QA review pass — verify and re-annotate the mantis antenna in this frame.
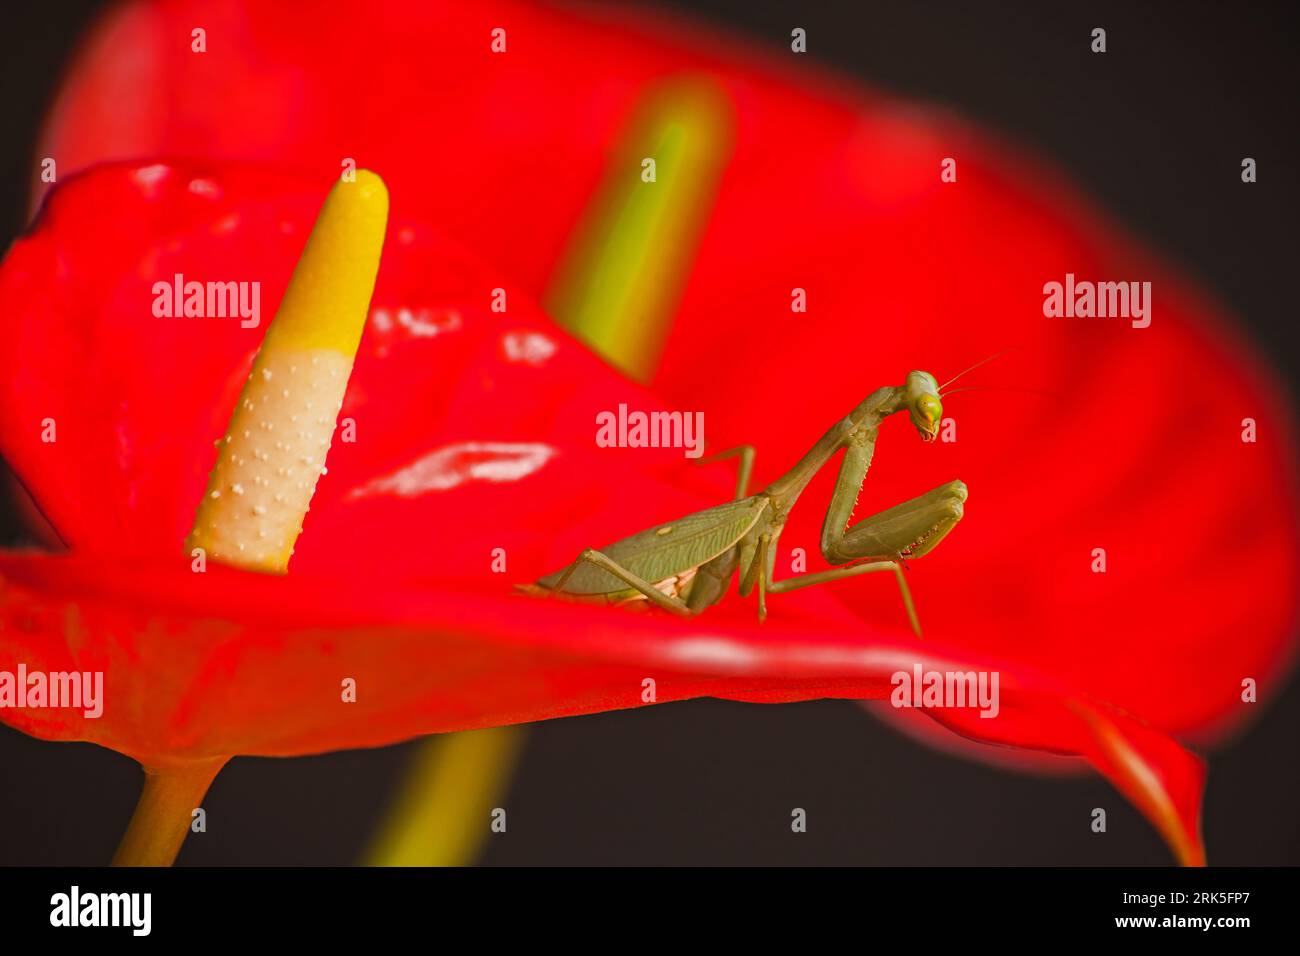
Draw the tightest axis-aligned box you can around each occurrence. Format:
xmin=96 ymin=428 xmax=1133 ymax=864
xmin=939 ymin=347 xmax=1017 ymax=393
xmin=942 ymin=385 xmax=1061 ymax=400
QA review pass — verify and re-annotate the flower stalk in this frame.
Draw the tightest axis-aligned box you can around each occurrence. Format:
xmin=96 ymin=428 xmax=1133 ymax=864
xmin=111 ymin=758 xmax=229 ymax=866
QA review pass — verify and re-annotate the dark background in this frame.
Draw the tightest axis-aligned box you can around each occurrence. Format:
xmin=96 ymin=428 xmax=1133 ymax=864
xmin=1 ymin=1 xmax=1297 ymax=865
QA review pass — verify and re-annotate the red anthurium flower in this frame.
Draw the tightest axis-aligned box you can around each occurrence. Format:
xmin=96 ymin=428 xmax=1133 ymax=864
xmin=34 ymin=0 xmax=1300 ymax=714
xmin=0 ymin=159 xmax=1225 ymax=867
xmin=10 ymin=0 xmax=1300 ymax=864
xmin=0 ymin=154 xmax=1261 ymax=869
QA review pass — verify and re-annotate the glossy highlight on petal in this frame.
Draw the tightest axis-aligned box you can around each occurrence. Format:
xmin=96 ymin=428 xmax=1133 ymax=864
xmin=348 ymin=442 xmax=559 ymax=498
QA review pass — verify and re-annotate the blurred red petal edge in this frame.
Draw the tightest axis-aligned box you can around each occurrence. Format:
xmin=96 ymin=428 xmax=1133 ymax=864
xmin=854 ymin=699 xmax=1206 ymax=866
xmin=0 ymin=550 xmax=1204 ymax=863
xmin=1068 ymin=699 xmax=1206 ymax=867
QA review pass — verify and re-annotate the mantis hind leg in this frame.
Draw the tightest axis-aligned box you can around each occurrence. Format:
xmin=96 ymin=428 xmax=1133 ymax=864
xmin=736 ymin=526 xmax=919 ymax=634
xmin=697 ymin=445 xmax=755 ymax=500
xmin=548 ymin=549 xmax=696 ymax=617
xmin=767 ymin=559 xmax=921 ymax=637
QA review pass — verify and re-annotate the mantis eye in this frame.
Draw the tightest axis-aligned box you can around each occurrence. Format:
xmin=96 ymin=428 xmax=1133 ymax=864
xmin=917 ymin=394 xmax=942 ymax=423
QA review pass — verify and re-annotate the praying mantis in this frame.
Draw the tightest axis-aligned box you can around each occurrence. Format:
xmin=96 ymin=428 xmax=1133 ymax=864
xmin=521 ymin=368 xmax=976 ymax=637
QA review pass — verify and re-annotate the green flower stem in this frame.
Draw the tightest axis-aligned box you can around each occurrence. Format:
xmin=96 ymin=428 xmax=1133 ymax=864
xmin=111 ymin=757 xmax=229 ymax=867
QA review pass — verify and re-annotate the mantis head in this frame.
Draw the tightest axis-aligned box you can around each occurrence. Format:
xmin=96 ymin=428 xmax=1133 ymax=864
xmin=904 ymin=370 xmax=943 ymax=441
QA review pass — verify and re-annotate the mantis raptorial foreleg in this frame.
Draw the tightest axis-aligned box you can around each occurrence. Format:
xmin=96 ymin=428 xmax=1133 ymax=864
xmin=819 ymin=432 xmax=966 ymax=567
xmin=697 ymin=445 xmax=756 ymax=500
xmin=825 ymin=482 xmax=968 ymax=568
xmin=752 ymin=428 xmax=963 ymax=636
xmin=548 ymin=549 xmax=695 ymax=616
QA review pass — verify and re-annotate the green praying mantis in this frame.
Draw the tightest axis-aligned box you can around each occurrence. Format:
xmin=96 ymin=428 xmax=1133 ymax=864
xmin=521 ymin=365 xmax=989 ymax=637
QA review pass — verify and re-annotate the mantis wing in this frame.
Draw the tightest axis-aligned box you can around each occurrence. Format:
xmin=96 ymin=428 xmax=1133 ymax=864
xmin=539 ymin=496 xmax=769 ymax=595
